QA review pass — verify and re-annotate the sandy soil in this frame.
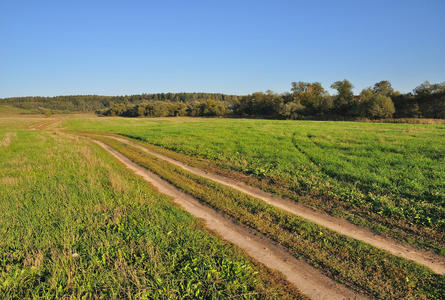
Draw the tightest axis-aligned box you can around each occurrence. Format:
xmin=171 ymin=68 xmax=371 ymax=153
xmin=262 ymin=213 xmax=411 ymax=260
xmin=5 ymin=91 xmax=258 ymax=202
xmin=89 ymin=137 xmax=370 ymax=300
xmin=108 ymin=136 xmax=445 ymax=275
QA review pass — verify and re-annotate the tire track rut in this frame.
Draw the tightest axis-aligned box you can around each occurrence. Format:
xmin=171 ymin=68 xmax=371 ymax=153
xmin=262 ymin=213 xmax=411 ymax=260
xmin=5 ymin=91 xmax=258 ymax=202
xmin=89 ymin=137 xmax=370 ymax=300
xmin=108 ymin=135 xmax=445 ymax=275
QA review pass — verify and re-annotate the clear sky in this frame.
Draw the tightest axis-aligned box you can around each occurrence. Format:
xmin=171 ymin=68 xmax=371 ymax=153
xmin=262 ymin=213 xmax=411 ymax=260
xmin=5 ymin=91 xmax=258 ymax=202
xmin=1 ymin=0 xmax=444 ymax=98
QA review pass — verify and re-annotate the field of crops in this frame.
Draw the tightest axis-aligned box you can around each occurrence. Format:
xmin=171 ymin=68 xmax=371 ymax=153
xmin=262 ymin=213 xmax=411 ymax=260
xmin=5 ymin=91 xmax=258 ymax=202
xmin=0 ymin=113 xmax=303 ymax=299
xmin=66 ymin=117 xmax=445 ymax=254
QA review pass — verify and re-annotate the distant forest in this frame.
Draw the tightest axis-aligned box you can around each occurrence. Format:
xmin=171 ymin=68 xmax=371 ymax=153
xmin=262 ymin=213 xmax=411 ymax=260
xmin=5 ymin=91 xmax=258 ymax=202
xmin=1 ymin=80 xmax=444 ymax=120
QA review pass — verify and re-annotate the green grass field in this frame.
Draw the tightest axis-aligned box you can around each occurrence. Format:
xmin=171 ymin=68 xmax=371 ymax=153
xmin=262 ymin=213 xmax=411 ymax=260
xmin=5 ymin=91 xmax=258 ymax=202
xmin=0 ymin=113 xmax=304 ymax=299
xmin=0 ymin=105 xmax=33 ymax=116
xmin=3 ymin=108 xmax=445 ymax=299
xmin=65 ymin=117 xmax=445 ymax=254
xmin=90 ymin=134 xmax=445 ymax=299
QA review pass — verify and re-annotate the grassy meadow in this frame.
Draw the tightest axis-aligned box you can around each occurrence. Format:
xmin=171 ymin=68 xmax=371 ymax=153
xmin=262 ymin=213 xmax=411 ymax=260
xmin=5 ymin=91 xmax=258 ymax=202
xmin=0 ymin=112 xmax=304 ymax=299
xmin=2 ymin=107 xmax=445 ymax=299
xmin=65 ymin=117 xmax=445 ymax=254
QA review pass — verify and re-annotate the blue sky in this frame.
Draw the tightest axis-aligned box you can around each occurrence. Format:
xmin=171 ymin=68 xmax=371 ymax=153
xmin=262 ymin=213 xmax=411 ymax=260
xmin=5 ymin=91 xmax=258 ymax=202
xmin=1 ymin=0 xmax=444 ymax=97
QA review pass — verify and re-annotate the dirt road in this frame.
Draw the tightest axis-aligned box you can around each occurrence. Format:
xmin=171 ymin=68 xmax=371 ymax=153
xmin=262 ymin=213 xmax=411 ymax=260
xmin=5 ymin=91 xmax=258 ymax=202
xmin=108 ymin=135 xmax=445 ymax=275
xmin=28 ymin=119 xmax=59 ymax=130
xmin=89 ymin=137 xmax=370 ymax=300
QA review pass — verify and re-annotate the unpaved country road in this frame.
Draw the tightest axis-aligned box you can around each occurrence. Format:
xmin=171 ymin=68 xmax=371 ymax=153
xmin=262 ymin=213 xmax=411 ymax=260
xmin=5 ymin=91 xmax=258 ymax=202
xmin=108 ymin=135 xmax=445 ymax=275
xmin=89 ymin=137 xmax=370 ymax=300
xmin=28 ymin=119 xmax=59 ymax=130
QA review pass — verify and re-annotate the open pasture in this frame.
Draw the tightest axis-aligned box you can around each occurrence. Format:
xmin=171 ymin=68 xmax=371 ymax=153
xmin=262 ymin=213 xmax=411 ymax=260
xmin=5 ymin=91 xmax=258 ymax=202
xmin=3 ymin=109 xmax=444 ymax=299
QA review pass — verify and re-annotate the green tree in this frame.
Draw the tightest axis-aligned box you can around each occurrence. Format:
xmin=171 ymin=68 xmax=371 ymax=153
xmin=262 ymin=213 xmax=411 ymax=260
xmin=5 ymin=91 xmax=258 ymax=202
xmin=211 ymin=101 xmax=232 ymax=116
xmin=172 ymin=102 xmax=188 ymax=116
xmin=279 ymin=101 xmax=304 ymax=119
xmin=330 ymin=79 xmax=356 ymax=116
xmin=187 ymin=101 xmax=203 ymax=116
xmin=359 ymin=89 xmax=395 ymax=119
xmin=108 ymin=103 xmax=126 ymax=116
xmin=291 ymin=81 xmax=329 ymax=115
xmin=145 ymin=101 xmax=169 ymax=117
xmin=137 ymin=106 xmax=146 ymax=117
xmin=357 ymin=88 xmax=374 ymax=117
xmin=368 ymin=94 xmax=395 ymax=118
xmin=235 ymin=91 xmax=283 ymax=116
xmin=413 ymin=81 xmax=445 ymax=96
xmin=413 ymin=81 xmax=445 ymax=118
xmin=373 ymin=80 xmax=394 ymax=97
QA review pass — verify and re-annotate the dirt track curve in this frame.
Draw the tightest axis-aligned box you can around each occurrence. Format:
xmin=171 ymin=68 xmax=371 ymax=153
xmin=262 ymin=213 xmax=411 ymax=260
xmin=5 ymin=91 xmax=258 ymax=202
xmin=28 ymin=119 xmax=59 ymax=130
xmin=107 ymin=135 xmax=445 ymax=275
xmin=27 ymin=120 xmax=444 ymax=298
xmin=90 ymin=137 xmax=369 ymax=300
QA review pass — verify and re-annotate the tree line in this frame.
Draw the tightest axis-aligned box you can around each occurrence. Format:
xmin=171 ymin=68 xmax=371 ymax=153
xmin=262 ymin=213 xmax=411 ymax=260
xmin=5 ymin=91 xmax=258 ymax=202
xmin=234 ymin=80 xmax=444 ymax=120
xmin=0 ymin=93 xmax=239 ymax=115
xmin=1 ymin=80 xmax=444 ymax=119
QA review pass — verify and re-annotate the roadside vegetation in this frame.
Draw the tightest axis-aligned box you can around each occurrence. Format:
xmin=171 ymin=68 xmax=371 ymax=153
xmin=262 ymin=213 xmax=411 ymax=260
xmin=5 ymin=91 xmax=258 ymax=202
xmin=83 ymin=134 xmax=445 ymax=299
xmin=0 ymin=117 xmax=305 ymax=299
